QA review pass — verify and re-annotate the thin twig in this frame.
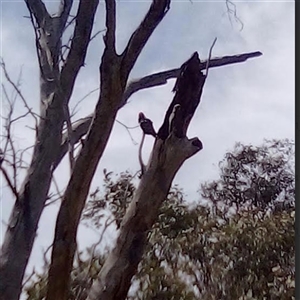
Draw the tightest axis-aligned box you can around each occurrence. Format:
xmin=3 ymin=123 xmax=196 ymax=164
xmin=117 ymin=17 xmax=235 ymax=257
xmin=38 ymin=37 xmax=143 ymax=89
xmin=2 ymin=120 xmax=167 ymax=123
xmin=75 ymin=217 xmax=115 ymax=300
xmin=45 ymin=195 xmax=63 ymax=207
xmin=90 ymin=29 xmax=106 ymax=42
xmin=45 ymin=175 xmax=64 ymax=207
xmin=205 ymin=37 xmax=217 ymax=77
xmin=43 ymin=243 xmax=53 ymax=266
xmin=52 ymin=174 xmax=63 ymax=200
xmin=71 ymin=87 xmax=100 ymax=116
xmin=2 ymin=98 xmax=18 ymax=191
xmin=10 ymin=111 xmax=32 ymax=124
xmin=12 ymin=66 xmax=24 ymax=104
xmin=115 ymin=119 xmax=139 ymax=145
xmin=225 ymin=0 xmax=244 ymax=31
xmin=0 ymin=164 xmax=19 ymax=200
xmin=22 ymin=268 xmax=36 ymax=288
xmin=0 ymin=59 xmax=39 ymax=124
xmin=18 ymin=145 xmax=34 ymax=168
xmin=63 ymin=15 xmax=77 ymax=33
xmin=61 ymin=37 xmax=73 ymax=64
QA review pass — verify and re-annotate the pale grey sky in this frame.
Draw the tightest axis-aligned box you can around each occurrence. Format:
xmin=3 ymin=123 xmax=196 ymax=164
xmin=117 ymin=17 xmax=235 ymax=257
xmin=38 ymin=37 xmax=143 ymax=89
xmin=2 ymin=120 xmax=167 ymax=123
xmin=0 ymin=0 xmax=295 ymax=291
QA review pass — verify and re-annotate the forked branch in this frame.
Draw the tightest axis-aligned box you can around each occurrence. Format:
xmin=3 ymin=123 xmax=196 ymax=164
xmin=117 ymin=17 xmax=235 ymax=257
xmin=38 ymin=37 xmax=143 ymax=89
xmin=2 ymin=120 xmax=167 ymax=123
xmin=120 ymin=0 xmax=171 ymax=83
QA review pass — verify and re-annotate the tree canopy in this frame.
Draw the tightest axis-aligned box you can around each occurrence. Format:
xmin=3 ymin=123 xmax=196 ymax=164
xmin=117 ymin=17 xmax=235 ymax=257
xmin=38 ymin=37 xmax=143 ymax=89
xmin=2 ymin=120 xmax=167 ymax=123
xmin=25 ymin=139 xmax=295 ymax=300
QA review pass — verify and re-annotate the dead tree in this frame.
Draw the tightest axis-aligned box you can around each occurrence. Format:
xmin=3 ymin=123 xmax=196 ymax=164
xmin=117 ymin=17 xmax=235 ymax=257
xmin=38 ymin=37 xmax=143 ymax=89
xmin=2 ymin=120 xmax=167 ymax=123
xmin=0 ymin=1 xmax=262 ymax=300
xmin=86 ymin=51 xmax=205 ymax=300
xmin=45 ymin=1 xmax=173 ymax=300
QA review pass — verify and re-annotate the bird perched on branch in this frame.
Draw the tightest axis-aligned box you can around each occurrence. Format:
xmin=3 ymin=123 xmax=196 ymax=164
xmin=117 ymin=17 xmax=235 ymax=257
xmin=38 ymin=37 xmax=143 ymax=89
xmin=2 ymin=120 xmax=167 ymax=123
xmin=138 ymin=112 xmax=156 ymax=138
xmin=138 ymin=112 xmax=156 ymax=178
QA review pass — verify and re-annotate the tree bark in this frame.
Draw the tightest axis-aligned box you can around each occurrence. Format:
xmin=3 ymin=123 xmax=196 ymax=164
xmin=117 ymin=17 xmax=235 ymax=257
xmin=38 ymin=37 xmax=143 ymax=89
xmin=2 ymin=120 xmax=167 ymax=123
xmin=0 ymin=1 xmax=97 ymax=299
xmin=0 ymin=0 xmax=262 ymax=298
xmin=46 ymin=1 xmax=171 ymax=300
xmin=88 ymin=52 xmax=205 ymax=300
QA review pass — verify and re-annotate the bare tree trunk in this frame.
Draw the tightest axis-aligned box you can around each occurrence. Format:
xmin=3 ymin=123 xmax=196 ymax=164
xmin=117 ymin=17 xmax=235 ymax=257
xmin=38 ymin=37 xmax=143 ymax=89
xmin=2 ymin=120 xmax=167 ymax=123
xmin=46 ymin=1 xmax=172 ymax=300
xmin=0 ymin=1 xmax=98 ymax=299
xmin=87 ymin=52 xmax=205 ymax=300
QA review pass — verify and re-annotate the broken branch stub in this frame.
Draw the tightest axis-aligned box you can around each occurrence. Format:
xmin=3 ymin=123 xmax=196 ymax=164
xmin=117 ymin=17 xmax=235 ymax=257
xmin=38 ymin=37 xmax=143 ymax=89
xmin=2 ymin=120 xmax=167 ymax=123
xmin=157 ymin=52 xmax=206 ymax=140
xmin=145 ymin=51 xmax=205 ymax=176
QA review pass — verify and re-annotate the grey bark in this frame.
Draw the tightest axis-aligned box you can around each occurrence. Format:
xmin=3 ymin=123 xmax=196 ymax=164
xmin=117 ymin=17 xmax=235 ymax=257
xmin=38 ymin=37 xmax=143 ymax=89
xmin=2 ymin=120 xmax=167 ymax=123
xmin=0 ymin=1 xmax=97 ymax=300
xmin=122 ymin=50 xmax=262 ymax=106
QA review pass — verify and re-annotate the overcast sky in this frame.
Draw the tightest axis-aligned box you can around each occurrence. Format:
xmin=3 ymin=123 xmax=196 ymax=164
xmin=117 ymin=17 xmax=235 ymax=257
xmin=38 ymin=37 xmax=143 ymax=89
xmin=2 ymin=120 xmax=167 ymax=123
xmin=0 ymin=0 xmax=294 ymax=291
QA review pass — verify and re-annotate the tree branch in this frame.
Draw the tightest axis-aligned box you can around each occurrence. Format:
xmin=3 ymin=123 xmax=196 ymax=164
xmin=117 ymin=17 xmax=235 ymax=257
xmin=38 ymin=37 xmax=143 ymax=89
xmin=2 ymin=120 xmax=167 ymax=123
xmin=0 ymin=59 xmax=39 ymax=125
xmin=115 ymin=120 xmax=139 ymax=145
xmin=138 ymin=133 xmax=146 ymax=176
xmin=122 ymin=50 xmax=262 ymax=105
xmin=205 ymin=37 xmax=217 ymax=77
xmin=120 ymin=0 xmax=171 ymax=84
xmin=57 ymin=50 xmax=262 ymax=159
xmin=0 ymin=165 xmax=19 ymax=201
xmin=60 ymin=0 xmax=99 ymax=103
xmin=24 ymin=0 xmax=50 ymax=26
xmin=103 ymin=0 xmax=116 ymax=52
xmin=88 ymin=51 xmax=204 ymax=300
xmin=51 ymin=50 xmax=262 ymax=170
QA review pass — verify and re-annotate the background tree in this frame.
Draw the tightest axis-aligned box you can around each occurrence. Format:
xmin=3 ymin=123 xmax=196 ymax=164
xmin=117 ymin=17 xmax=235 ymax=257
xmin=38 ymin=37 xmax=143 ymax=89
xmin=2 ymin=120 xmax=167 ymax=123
xmin=201 ymin=138 xmax=295 ymax=212
xmin=24 ymin=139 xmax=295 ymax=300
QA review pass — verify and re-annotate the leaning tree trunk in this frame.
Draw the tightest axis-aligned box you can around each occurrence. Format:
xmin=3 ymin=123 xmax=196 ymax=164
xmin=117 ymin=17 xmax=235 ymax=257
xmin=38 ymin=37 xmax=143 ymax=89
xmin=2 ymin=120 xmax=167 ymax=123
xmin=88 ymin=53 xmax=205 ymax=300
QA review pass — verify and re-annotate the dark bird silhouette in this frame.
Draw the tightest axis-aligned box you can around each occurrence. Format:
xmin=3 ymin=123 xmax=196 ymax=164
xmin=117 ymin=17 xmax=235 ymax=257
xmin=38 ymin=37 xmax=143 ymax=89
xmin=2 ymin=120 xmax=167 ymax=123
xmin=138 ymin=112 xmax=156 ymax=138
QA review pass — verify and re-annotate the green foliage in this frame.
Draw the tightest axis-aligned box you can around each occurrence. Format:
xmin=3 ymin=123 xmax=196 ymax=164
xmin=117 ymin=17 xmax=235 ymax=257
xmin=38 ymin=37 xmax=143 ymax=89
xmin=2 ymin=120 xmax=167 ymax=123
xmin=24 ymin=139 xmax=295 ymax=300
xmin=201 ymin=139 xmax=295 ymax=211
xmin=83 ymin=169 xmax=135 ymax=229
